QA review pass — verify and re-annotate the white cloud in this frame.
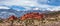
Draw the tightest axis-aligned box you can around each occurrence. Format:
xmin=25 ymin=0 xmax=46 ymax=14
xmin=0 ymin=0 xmax=37 ymax=6
xmin=0 ymin=0 xmax=60 ymax=11
xmin=14 ymin=9 xmax=21 ymax=11
xmin=33 ymin=8 xmax=39 ymax=10
xmin=51 ymin=6 xmax=60 ymax=11
xmin=0 ymin=6 xmax=10 ymax=9
xmin=41 ymin=6 xmax=60 ymax=11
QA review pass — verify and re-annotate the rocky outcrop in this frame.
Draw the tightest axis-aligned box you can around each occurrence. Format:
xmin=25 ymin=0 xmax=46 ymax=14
xmin=20 ymin=12 xmax=44 ymax=20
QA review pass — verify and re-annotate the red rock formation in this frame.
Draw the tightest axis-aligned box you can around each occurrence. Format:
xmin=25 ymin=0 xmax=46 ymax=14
xmin=8 ymin=15 xmax=17 ymax=21
xmin=20 ymin=12 xmax=44 ymax=20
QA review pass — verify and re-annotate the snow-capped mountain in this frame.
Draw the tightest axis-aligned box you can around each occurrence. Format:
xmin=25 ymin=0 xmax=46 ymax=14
xmin=0 ymin=5 xmax=57 ymax=19
xmin=0 ymin=9 xmax=19 ymax=19
xmin=0 ymin=8 xmax=49 ymax=19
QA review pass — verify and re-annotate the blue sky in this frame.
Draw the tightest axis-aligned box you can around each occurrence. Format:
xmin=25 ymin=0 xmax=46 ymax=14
xmin=48 ymin=0 xmax=60 ymax=6
xmin=0 ymin=0 xmax=60 ymax=18
xmin=0 ymin=0 xmax=60 ymax=11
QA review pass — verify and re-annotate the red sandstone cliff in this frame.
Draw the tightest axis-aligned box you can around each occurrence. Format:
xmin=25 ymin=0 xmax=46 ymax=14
xmin=8 ymin=15 xmax=18 ymax=21
xmin=20 ymin=12 xmax=44 ymax=20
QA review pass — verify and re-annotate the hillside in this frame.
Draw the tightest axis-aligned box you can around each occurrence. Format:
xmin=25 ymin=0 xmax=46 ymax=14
xmin=0 ymin=12 xmax=60 ymax=26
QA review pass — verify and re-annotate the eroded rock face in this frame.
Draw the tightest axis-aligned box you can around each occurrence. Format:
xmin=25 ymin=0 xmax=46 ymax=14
xmin=0 ymin=12 xmax=60 ymax=26
xmin=19 ymin=12 xmax=60 ymax=26
xmin=8 ymin=15 xmax=18 ymax=21
xmin=19 ymin=12 xmax=45 ymax=26
xmin=20 ymin=12 xmax=44 ymax=20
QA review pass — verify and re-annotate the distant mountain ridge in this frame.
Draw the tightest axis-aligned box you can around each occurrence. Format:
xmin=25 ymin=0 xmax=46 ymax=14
xmin=0 ymin=8 xmax=57 ymax=19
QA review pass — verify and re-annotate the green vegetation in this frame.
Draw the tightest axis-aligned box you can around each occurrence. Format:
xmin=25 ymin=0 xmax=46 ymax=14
xmin=0 ymin=19 xmax=3 ymax=23
xmin=48 ymin=11 xmax=60 ymax=15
